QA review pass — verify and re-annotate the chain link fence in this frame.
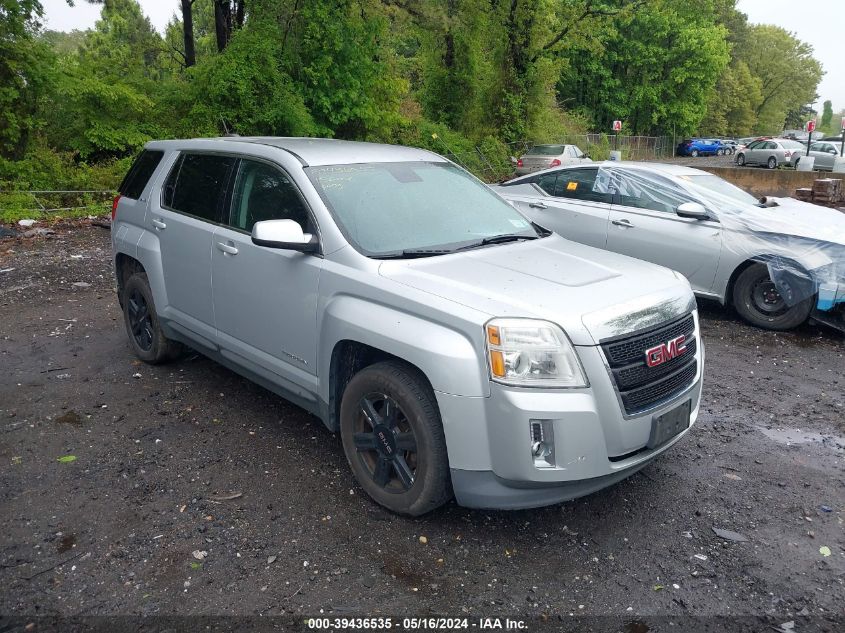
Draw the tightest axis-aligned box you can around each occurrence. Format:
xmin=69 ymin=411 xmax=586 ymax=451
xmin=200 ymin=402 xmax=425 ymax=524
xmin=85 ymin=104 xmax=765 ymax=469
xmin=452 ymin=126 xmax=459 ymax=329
xmin=0 ymin=188 xmax=114 ymax=222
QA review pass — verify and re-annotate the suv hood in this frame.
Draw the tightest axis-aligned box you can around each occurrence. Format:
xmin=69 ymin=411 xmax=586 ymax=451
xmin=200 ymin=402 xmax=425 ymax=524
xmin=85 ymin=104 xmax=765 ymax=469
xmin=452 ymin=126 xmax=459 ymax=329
xmin=378 ymin=234 xmax=695 ymax=346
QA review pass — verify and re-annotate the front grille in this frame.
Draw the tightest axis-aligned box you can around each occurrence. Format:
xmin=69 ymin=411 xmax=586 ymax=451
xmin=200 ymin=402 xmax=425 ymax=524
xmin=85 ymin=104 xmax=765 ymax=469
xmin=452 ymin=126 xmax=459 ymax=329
xmin=601 ymin=314 xmax=698 ymax=415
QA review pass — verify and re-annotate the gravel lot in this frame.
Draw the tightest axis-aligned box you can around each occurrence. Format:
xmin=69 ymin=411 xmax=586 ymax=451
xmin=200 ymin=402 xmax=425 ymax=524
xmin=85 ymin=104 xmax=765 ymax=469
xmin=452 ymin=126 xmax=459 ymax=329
xmin=1 ymin=223 xmax=844 ymax=630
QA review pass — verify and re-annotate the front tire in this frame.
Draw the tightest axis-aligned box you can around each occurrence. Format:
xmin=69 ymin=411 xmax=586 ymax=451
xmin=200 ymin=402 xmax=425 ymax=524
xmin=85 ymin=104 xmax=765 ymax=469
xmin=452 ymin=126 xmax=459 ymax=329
xmin=340 ymin=361 xmax=452 ymax=516
xmin=737 ymin=153 xmax=746 ymax=166
xmin=122 ymin=273 xmax=181 ymax=364
xmin=732 ymin=264 xmax=813 ymax=331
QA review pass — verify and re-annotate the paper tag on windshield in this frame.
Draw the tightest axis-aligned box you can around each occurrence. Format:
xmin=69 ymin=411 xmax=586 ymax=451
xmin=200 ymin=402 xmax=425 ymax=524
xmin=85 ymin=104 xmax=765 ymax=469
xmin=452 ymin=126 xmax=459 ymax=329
xmin=509 ymin=219 xmax=529 ymax=228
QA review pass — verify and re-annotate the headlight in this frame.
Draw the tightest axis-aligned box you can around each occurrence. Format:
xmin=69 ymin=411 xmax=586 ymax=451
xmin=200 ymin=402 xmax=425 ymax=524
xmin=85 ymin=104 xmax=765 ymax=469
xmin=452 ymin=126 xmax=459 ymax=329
xmin=485 ymin=318 xmax=587 ymax=388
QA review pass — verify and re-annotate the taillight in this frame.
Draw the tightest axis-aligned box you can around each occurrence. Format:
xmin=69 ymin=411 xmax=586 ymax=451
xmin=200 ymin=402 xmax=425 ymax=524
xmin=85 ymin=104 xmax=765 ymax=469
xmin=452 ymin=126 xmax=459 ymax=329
xmin=517 ymin=158 xmax=523 ymax=167
xmin=784 ymin=151 xmax=792 ymax=158
xmin=111 ymin=195 xmax=121 ymax=221
xmin=550 ymin=159 xmax=561 ymax=167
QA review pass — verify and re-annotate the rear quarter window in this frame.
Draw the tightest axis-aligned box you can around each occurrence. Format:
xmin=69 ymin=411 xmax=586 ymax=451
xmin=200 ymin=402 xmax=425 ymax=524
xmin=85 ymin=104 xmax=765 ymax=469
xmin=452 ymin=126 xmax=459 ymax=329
xmin=118 ymin=150 xmax=164 ymax=200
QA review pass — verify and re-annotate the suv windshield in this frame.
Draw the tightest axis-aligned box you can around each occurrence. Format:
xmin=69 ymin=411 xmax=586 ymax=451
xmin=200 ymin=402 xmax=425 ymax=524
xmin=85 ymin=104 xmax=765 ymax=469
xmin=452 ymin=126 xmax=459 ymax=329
xmin=307 ymin=162 xmax=538 ymax=257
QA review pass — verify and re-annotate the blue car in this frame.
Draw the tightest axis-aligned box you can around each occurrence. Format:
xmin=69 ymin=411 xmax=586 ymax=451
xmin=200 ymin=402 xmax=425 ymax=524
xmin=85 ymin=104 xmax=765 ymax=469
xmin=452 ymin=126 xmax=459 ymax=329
xmin=677 ymin=138 xmax=724 ymax=157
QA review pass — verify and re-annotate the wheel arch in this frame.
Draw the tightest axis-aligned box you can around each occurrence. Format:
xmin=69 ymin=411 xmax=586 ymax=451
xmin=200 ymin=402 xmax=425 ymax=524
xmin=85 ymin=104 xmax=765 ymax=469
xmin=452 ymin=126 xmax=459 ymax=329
xmin=725 ymin=256 xmax=816 ymax=307
xmin=114 ymin=253 xmax=147 ymax=307
xmin=327 ymin=340 xmax=434 ymax=433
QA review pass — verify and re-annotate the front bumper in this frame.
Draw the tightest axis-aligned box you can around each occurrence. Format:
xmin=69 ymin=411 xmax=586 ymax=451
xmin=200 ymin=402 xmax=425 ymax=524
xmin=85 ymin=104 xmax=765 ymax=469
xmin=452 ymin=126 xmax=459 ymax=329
xmin=436 ymin=325 xmax=703 ymax=510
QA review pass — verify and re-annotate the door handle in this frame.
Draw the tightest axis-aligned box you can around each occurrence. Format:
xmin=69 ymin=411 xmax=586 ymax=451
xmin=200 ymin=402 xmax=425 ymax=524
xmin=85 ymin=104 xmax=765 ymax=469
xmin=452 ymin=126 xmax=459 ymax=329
xmin=529 ymin=201 xmax=549 ymax=209
xmin=151 ymin=218 xmax=166 ymax=230
xmin=215 ymin=242 xmax=239 ymax=256
xmin=612 ymin=218 xmax=634 ymax=228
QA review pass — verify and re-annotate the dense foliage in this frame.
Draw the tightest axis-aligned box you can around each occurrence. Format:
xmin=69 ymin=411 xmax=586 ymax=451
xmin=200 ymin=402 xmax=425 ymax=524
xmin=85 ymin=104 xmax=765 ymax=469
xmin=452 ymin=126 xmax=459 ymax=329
xmin=0 ymin=0 xmax=832 ymax=196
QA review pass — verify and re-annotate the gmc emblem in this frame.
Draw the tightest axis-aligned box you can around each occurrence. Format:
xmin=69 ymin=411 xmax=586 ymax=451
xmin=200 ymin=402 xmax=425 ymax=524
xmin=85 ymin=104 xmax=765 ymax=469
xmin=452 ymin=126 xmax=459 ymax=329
xmin=645 ymin=335 xmax=687 ymax=368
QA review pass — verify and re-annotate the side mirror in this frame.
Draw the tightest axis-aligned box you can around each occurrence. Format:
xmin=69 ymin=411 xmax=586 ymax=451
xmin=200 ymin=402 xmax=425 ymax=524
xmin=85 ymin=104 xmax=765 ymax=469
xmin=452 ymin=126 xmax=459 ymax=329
xmin=676 ymin=202 xmax=710 ymax=220
xmin=251 ymin=219 xmax=318 ymax=253
xmin=830 ymin=149 xmax=837 ymax=155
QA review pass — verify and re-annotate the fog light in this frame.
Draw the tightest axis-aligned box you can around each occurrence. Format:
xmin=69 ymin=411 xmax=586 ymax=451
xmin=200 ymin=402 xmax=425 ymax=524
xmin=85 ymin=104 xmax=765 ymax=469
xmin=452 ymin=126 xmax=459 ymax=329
xmin=529 ymin=420 xmax=555 ymax=467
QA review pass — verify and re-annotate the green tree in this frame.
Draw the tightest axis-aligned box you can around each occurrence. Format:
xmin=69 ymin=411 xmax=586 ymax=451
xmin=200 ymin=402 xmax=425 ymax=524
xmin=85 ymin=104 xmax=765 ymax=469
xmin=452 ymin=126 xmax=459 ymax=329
xmin=0 ymin=0 xmax=57 ymax=158
xmin=700 ymin=60 xmax=761 ymax=136
xmin=820 ymin=99 xmax=833 ymax=131
xmin=738 ymin=24 xmax=822 ymax=134
xmin=180 ymin=25 xmax=317 ymax=137
xmin=43 ymin=0 xmax=168 ymax=158
xmin=559 ymin=0 xmax=730 ymax=136
xmin=281 ymin=0 xmax=407 ymax=139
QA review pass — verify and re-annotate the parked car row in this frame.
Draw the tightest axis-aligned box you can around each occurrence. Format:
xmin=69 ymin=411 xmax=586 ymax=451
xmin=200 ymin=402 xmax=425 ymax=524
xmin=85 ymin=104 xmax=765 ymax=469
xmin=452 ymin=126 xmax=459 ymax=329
xmin=111 ymin=137 xmax=842 ymax=517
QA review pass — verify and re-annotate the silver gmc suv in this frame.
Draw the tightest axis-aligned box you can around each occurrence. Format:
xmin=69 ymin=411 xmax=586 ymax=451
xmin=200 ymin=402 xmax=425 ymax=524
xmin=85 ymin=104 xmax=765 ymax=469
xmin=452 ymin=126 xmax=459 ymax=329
xmin=111 ymin=137 xmax=704 ymax=516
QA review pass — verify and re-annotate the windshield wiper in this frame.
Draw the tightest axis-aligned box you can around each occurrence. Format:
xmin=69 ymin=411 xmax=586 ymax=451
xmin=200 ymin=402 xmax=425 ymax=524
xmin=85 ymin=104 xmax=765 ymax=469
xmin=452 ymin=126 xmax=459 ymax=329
xmin=374 ymin=248 xmax=457 ymax=260
xmin=479 ymin=233 xmax=539 ymax=246
xmin=374 ymin=234 xmax=540 ymax=259
xmin=453 ymin=233 xmax=539 ymax=252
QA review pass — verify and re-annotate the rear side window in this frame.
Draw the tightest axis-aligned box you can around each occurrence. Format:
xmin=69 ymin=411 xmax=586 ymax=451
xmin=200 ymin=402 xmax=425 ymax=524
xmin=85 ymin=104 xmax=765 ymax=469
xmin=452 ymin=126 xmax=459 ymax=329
xmin=553 ymin=168 xmax=610 ymax=204
xmin=119 ymin=150 xmax=164 ymax=200
xmin=162 ymin=153 xmax=236 ymax=223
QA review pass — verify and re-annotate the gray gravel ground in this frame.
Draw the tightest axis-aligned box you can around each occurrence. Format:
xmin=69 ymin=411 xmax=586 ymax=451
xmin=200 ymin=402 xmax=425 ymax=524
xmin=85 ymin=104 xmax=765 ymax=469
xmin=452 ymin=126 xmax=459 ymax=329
xmin=1 ymin=223 xmax=843 ymax=632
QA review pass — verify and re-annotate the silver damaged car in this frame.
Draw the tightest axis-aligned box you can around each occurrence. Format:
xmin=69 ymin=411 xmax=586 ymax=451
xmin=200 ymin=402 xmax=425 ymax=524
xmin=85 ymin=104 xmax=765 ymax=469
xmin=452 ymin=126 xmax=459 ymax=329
xmin=112 ymin=138 xmax=703 ymax=515
xmin=496 ymin=162 xmax=845 ymax=331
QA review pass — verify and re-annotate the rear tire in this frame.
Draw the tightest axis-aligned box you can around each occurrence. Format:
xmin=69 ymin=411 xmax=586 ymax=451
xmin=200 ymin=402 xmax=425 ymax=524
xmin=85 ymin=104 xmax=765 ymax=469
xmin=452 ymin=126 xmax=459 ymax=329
xmin=732 ymin=264 xmax=813 ymax=331
xmin=767 ymin=156 xmax=777 ymax=169
xmin=340 ymin=361 xmax=452 ymax=516
xmin=690 ymin=149 xmax=699 ymax=157
xmin=122 ymin=273 xmax=181 ymax=364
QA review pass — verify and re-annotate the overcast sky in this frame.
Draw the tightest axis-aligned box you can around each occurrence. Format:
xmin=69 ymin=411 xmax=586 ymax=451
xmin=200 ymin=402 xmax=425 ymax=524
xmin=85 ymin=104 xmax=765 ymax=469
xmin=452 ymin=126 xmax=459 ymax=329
xmin=41 ymin=0 xmax=845 ymax=115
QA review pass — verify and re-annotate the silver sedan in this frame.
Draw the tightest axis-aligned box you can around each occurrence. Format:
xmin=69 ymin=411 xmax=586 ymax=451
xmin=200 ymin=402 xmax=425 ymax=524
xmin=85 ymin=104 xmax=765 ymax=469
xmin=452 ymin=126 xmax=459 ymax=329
xmin=791 ymin=141 xmax=844 ymax=171
xmin=735 ymin=138 xmax=805 ymax=168
xmin=495 ymin=162 xmax=845 ymax=331
xmin=514 ymin=144 xmax=591 ymax=176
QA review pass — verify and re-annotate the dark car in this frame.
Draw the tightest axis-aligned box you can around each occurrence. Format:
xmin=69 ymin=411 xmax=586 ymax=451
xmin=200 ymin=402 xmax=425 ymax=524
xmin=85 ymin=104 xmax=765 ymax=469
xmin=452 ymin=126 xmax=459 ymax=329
xmin=677 ymin=138 xmax=723 ymax=157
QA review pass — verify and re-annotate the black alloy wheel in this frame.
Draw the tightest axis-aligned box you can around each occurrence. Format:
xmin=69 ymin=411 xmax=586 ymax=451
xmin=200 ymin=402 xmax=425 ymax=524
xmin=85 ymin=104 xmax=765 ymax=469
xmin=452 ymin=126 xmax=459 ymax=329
xmin=339 ymin=361 xmax=451 ymax=516
xmin=121 ymin=272 xmax=181 ymax=364
xmin=352 ymin=393 xmax=419 ymax=492
xmin=127 ymin=287 xmax=154 ymax=351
